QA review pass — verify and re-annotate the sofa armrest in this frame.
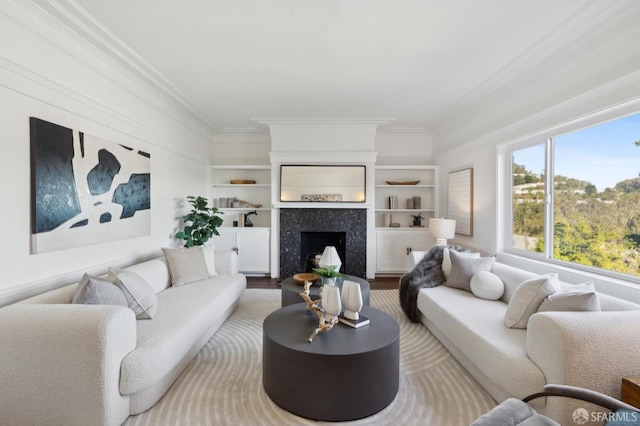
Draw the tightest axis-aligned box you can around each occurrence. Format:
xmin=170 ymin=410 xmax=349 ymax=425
xmin=0 ymin=304 xmax=137 ymax=426
xmin=215 ymin=249 xmax=239 ymax=275
xmin=408 ymin=250 xmax=428 ymax=271
xmin=528 ymin=311 xmax=640 ymax=421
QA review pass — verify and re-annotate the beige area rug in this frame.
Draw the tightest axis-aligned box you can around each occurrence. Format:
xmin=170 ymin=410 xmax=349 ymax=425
xmin=124 ymin=289 xmax=495 ymax=426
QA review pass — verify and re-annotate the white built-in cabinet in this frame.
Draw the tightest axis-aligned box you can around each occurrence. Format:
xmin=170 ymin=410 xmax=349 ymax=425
xmin=209 ymin=163 xmax=438 ymax=276
xmin=210 ymin=165 xmax=272 ymax=274
xmin=376 ymin=229 xmax=432 ymax=273
xmin=216 ymin=228 xmax=270 ymax=274
xmin=374 ymin=165 xmax=438 ymax=274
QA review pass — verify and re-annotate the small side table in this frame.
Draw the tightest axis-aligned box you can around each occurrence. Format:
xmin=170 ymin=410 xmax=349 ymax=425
xmin=621 ymin=377 xmax=640 ymax=408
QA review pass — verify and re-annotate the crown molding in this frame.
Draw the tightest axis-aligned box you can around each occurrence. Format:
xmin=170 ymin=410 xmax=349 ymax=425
xmin=253 ymin=117 xmax=396 ymax=126
xmin=15 ymin=0 xmax=223 ymax=133
xmin=434 ymin=68 xmax=640 ymax=158
xmin=377 ymin=126 xmax=429 ymax=134
xmin=429 ymin=0 xmax=640 ymax=133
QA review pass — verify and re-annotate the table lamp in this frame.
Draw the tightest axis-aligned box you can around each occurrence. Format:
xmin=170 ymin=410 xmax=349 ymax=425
xmin=428 ymin=218 xmax=456 ymax=245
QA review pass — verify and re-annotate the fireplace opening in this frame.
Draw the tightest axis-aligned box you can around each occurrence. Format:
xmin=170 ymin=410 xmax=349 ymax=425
xmin=300 ymin=232 xmax=346 ymax=273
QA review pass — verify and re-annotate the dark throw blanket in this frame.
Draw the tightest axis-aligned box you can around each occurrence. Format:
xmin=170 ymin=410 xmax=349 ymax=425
xmin=399 ymin=245 xmax=469 ymax=322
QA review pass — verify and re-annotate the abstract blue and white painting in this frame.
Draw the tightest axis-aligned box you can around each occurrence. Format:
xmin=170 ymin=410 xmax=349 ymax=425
xmin=30 ymin=117 xmax=151 ymax=253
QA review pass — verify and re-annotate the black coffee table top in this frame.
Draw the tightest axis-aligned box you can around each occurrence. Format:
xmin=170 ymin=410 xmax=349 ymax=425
xmin=263 ymin=303 xmax=398 ymax=354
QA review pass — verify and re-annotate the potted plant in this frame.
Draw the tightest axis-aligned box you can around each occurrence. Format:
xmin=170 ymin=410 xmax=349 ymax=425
xmin=411 ymin=213 xmax=424 ymax=227
xmin=175 ymin=196 xmax=224 ymax=247
xmin=312 ymin=265 xmax=344 ymax=286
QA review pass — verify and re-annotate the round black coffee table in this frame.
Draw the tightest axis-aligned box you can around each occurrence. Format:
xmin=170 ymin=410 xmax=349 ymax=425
xmin=262 ymin=303 xmax=400 ymax=421
xmin=280 ymin=274 xmax=371 ymax=307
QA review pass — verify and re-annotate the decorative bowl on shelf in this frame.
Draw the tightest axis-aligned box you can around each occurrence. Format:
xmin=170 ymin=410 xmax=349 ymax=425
xmin=293 ymin=273 xmax=320 ymax=285
xmin=385 ymin=180 xmax=420 ymax=185
xmin=230 ymin=179 xmax=256 ymax=184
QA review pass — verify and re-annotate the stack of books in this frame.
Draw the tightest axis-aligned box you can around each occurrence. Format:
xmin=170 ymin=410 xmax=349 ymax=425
xmin=339 ymin=315 xmax=370 ymax=328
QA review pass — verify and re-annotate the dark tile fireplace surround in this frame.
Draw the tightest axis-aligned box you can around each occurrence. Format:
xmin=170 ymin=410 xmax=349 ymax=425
xmin=279 ymin=208 xmax=367 ymax=280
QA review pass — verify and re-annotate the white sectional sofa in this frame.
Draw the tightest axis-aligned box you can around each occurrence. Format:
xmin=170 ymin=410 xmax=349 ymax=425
xmin=408 ymin=251 xmax=640 ymax=423
xmin=0 ymin=249 xmax=246 ymax=426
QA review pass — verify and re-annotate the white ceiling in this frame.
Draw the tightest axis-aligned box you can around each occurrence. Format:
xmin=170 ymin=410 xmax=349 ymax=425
xmin=67 ymin=0 xmax=632 ymax=133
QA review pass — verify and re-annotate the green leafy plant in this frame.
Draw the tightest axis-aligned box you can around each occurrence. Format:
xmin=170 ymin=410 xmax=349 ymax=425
xmin=175 ymin=196 xmax=224 ymax=247
xmin=410 ymin=213 xmax=424 ymax=220
xmin=312 ymin=265 xmax=344 ymax=279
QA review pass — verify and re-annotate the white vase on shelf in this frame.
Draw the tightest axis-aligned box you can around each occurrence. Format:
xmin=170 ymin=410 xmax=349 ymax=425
xmin=341 ymin=280 xmax=363 ymax=321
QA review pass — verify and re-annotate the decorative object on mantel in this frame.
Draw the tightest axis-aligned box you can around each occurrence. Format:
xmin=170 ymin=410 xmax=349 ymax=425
xmin=429 ymin=218 xmax=456 ymax=245
xmin=386 ymin=180 xmax=420 ymax=185
xmin=175 ymin=196 xmax=224 ymax=247
xmin=230 ymin=179 xmax=256 ymax=184
xmin=293 ymin=273 xmax=320 ymax=285
xmin=299 ymin=281 xmax=339 ymax=342
xmin=300 ymin=194 xmax=342 ymax=202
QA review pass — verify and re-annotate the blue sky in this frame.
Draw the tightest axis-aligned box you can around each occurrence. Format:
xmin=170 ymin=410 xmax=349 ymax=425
xmin=513 ymin=113 xmax=640 ymax=191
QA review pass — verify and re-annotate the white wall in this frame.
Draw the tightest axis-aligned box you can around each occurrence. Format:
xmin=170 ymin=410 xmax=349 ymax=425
xmin=211 ymin=128 xmax=433 ymax=165
xmin=0 ymin=2 xmax=212 ymax=305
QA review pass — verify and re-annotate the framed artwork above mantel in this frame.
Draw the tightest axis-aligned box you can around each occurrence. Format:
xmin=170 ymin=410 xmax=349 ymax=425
xmin=447 ymin=168 xmax=473 ymax=236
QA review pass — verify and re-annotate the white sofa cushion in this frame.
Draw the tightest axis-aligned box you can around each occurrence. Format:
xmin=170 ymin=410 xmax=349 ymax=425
xmin=108 ymin=268 xmax=158 ymax=320
xmin=538 ymin=282 xmax=600 ymax=312
xmin=442 ymin=248 xmax=480 ymax=279
xmin=446 ymin=250 xmax=496 ymax=292
xmin=162 ymin=247 xmax=210 ymax=286
xmin=504 ymin=275 xmax=559 ymax=329
xmin=470 ymin=271 xmax=505 ymax=300
xmin=119 ymin=273 xmax=245 ymax=395
xmin=124 ymin=258 xmax=171 ymax=294
xmin=417 ymin=286 xmax=546 ymax=399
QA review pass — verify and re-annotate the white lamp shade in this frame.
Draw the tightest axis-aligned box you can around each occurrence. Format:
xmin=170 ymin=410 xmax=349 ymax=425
xmin=318 ymin=246 xmax=342 ymax=271
xmin=429 ymin=218 xmax=456 ymax=245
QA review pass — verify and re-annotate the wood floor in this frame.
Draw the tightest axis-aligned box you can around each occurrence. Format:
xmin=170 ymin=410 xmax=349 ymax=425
xmin=246 ymin=275 xmax=401 ymax=290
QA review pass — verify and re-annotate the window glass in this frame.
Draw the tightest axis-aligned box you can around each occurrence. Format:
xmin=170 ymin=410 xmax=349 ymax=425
xmin=512 ymin=144 xmax=545 ymax=253
xmin=509 ymin=112 xmax=640 ymax=277
xmin=554 ymin=115 xmax=640 ymax=275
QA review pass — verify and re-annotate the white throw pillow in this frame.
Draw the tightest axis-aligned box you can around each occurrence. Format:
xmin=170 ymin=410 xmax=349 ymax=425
xmin=72 ymin=273 xmax=128 ymax=307
xmin=442 ymin=248 xmax=480 ymax=279
xmin=202 ymin=245 xmax=218 ymax=277
xmin=504 ymin=274 xmax=559 ymax=329
xmin=470 ymin=271 xmax=505 ymax=300
xmin=538 ymin=281 xmax=601 ymax=312
xmin=108 ymin=268 xmax=157 ymax=319
xmin=445 ymin=250 xmax=496 ymax=292
xmin=162 ymin=246 xmax=210 ymax=286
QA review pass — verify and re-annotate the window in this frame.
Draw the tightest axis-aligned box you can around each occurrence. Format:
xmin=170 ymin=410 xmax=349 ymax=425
xmin=510 ymin=112 xmax=640 ymax=277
